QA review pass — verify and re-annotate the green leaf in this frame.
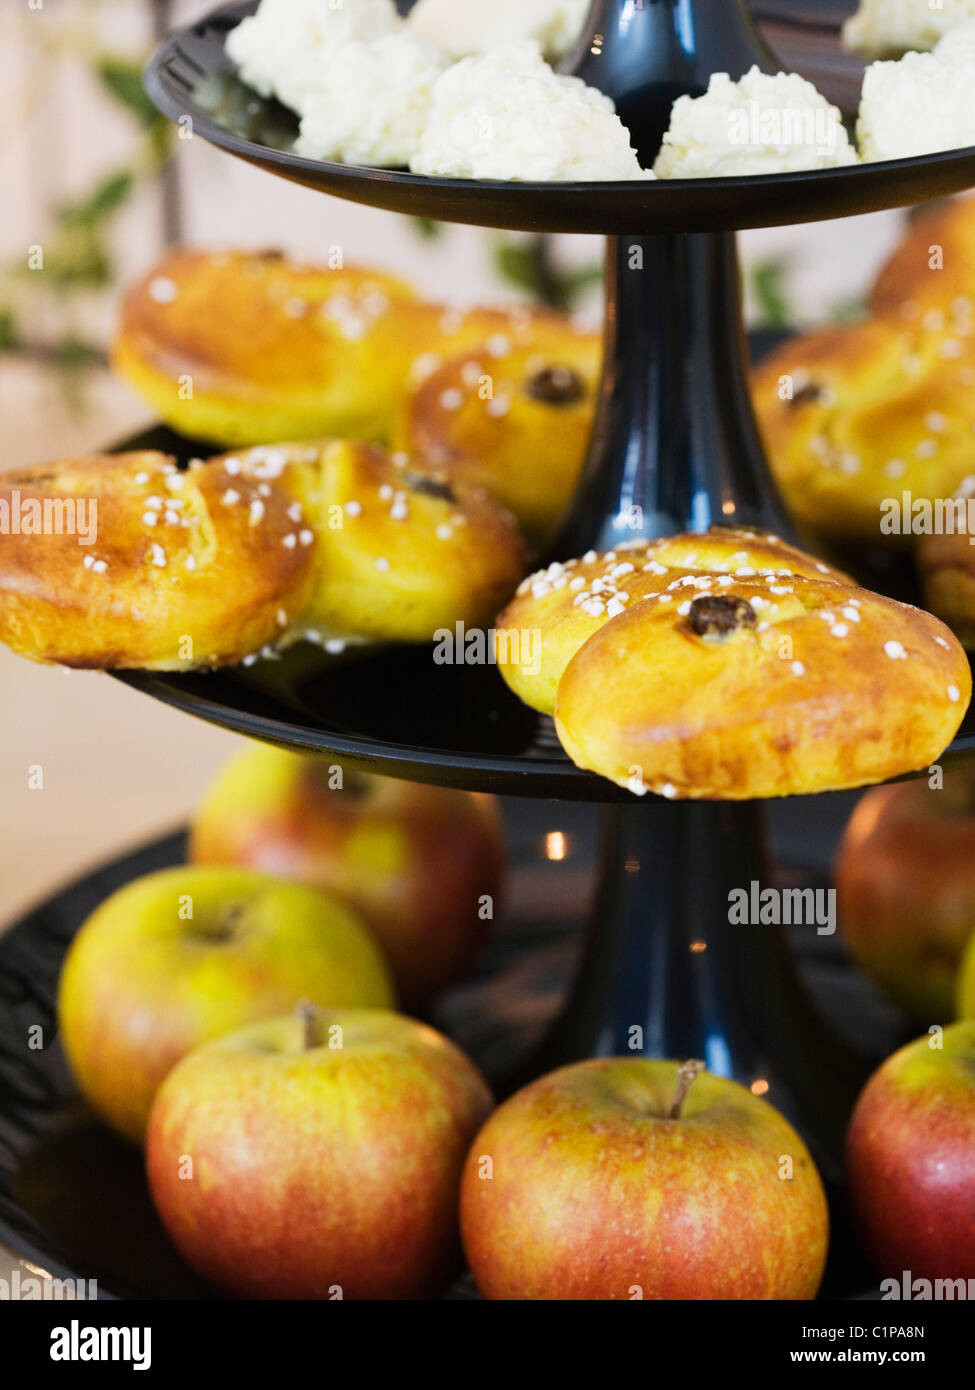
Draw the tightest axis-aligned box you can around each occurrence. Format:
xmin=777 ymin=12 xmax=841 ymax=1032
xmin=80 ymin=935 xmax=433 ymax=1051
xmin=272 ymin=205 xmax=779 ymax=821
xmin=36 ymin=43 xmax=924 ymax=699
xmin=749 ymin=258 xmax=793 ymax=330
xmin=0 ymin=308 xmax=19 ymax=350
xmin=50 ymin=336 xmax=104 ymax=371
xmin=412 ymin=217 xmax=442 ymax=239
xmin=57 ymin=170 xmax=135 ymax=229
xmin=828 ymin=296 xmax=867 ymax=325
xmin=97 ymin=58 xmax=160 ymax=127
xmin=495 ymin=242 xmax=546 ymax=296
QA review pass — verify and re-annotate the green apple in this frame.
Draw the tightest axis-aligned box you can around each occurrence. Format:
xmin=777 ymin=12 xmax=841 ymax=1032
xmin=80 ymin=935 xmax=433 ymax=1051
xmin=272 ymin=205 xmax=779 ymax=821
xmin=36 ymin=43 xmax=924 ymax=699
xmin=460 ymin=1058 xmax=829 ymax=1300
xmin=189 ymin=743 xmax=505 ymax=1004
xmin=146 ymin=1006 xmax=493 ymax=1299
xmin=846 ymin=1021 xmax=975 ymax=1281
xmin=835 ymin=778 xmax=975 ymax=1021
xmin=58 ymin=865 xmax=394 ymax=1144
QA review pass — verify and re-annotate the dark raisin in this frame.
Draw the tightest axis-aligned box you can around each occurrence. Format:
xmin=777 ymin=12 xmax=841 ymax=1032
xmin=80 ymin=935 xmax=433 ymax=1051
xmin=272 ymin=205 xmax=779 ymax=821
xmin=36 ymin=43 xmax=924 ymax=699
xmin=525 ymin=365 xmax=586 ymax=406
xmin=403 ymin=470 xmax=456 ymax=502
xmin=789 ymin=382 xmax=825 ymax=408
xmin=687 ymin=594 xmax=757 ymax=637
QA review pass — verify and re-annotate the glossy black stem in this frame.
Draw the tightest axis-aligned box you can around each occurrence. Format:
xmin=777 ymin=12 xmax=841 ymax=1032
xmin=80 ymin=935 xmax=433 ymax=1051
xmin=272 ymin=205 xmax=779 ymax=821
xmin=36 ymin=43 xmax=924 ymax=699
xmin=521 ymin=801 xmax=868 ymax=1177
xmin=564 ymin=0 xmax=777 ymax=162
xmin=554 ymin=231 xmax=794 ymax=558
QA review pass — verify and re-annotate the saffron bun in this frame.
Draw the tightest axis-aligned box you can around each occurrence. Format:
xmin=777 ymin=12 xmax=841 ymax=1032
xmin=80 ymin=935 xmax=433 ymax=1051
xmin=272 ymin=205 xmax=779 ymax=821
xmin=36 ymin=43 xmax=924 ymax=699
xmin=869 ymin=196 xmax=975 ymax=322
xmin=395 ymin=329 xmax=601 ymax=545
xmin=917 ymin=480 xmax=975 ymax=647
xmin=112 ymin=248 xmax=587 ymax=451
xmin=0 ymin=441 xmax=528 ymax=671
xmin=752 ymin=317 xmax=975 ymax=541
xmin=495 ymin=529 xmax=969 ymax=799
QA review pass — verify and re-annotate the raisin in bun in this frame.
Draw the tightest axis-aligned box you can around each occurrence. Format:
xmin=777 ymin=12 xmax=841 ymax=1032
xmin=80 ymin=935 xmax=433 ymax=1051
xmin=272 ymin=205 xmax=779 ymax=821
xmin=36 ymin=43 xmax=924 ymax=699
xmin=300 ymin=439 xmax=529 ymax=643
xmin=395 ymin=329 xmax=600 ymax=546
xmin=112 ymin=248 xmax=586 ymax=451
xmin=496 ymin=529 xmax=969 ymax=799
xmin=0 ymin=441 xmax=527 ymax=670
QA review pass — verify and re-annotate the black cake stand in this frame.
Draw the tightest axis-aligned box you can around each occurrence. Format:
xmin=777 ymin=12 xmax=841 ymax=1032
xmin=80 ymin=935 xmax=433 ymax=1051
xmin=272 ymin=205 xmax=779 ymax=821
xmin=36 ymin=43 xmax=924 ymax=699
xmin=134 ymin=0 xmax=975 ymax=1186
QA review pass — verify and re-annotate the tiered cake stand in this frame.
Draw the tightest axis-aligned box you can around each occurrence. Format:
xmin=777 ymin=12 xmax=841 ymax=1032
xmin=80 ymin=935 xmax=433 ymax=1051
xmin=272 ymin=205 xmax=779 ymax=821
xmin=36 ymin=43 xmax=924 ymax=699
xmin=135 ymin=0 xmax=975 ymax=1186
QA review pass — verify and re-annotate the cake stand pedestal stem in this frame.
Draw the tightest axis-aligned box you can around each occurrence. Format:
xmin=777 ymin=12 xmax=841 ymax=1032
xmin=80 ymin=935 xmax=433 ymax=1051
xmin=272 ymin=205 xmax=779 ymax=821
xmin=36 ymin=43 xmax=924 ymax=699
xmin=515 ymin=798 xmax=868 ymax=1176
xmin=553 ymin=231 xmax=794 ymax=559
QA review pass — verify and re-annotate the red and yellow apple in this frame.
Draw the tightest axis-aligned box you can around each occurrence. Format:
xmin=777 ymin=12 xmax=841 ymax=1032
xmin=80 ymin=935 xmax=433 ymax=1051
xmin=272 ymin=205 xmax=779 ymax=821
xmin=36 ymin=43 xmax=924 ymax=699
xmin=846 ymin=1021 xmax=975 ymax=1281
xmin=57 ymin=865 xmax=394 ymax=1144
xmin=146 ymin=1006 xmax=493 ymax=1299
xmin=189 ymin=744 xmax=505 ymax=1004
xmin=835 ymin=777 xmax=975 ymax=1021
xmin=459 ymin=1057 xmax=829 ymax=1300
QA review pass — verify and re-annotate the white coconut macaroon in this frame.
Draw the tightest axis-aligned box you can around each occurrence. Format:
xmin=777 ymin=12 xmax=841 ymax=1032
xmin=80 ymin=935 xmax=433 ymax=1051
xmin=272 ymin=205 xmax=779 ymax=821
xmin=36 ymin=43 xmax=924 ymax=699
xmin=295 ymin=32 xmax=449 ymax=167
xmin=858 ymin=22 xmax=975 ymax=161
xmin=410 ymin=41 xmax=651 ymax=182
xmin=653 ymin=67 xmax=858 ymax=179
xmin=843 ymin=0 xmax=975 ymax=60
xmin=225 ymin=0 xmax=400 ymax=114
xmin=407 ymin=0 xmax=590 ymax=62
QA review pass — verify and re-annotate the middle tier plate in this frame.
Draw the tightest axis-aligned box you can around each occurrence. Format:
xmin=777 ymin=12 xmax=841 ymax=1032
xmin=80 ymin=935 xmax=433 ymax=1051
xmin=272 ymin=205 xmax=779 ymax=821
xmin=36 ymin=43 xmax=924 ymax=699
xmin=113 ymin=420 xmax=975 ymax=801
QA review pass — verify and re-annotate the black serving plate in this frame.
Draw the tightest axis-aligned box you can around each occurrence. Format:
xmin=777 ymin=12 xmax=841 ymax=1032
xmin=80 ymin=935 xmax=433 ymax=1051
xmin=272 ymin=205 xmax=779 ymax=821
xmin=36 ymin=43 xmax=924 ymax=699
xmin=145 ymin=2 xmax=975 ymax=235
xmin=111 ymin=386 xmax=975 ymax=801
xmin=0 ymin=795 xmax=905 ymax=1300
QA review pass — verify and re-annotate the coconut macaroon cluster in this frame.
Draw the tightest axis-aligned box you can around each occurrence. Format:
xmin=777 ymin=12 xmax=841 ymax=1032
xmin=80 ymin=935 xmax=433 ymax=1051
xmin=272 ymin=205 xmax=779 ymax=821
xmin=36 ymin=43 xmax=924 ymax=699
xmin=857 ymin=23 xmax=975 ymax=162
xmin=654 ymin=68 xmax=857 ymax=179
xmin=843 ymin=0 xmax=975 ymax=59
xmin=228 ymin=0 xmax=645 ymax=180
xmin=224 ymin=0 xmax=975 ymax=178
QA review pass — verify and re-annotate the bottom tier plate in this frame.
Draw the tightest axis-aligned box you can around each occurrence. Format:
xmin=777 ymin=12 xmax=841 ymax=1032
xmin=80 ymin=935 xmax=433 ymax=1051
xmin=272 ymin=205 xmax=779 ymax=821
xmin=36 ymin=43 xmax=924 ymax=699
xmin=0 ymin=796 xmax=911 ymax=1300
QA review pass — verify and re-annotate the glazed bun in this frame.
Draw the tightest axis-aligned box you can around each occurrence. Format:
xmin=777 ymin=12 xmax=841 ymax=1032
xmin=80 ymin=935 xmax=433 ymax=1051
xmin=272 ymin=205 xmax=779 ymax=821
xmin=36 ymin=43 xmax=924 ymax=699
xmin=869 ymin=196 xmax=975 ymax=322
xmin=395 ymin=328 xmax=600 ymax=545
xmin=496 ymin=529 xmax=970 ymax=799
xmin=0 ymin=450 xmax=317 ymax=670
xmin=300 ymin=439 xmax=530 ymax=643
xmin=112 ymin=250 xmax=419 ymax=446
xmin=753 ymin=318 xmax=975 ymax=542
xmin=112 ymin=248 xmax=591 ymax=454
xmin=0 ymin=441 xmax=528 ymax=670
xmin=752 ymin=196 xmax=975 ymax=543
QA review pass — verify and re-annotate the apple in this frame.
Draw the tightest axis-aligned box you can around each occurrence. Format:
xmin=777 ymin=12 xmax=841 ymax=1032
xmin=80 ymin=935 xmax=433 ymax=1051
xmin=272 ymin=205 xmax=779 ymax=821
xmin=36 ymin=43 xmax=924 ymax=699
xmin=57 ymin=866 xmax=394 ymax=1144
xmin=146 ymin=1005 xmax=493 ymax=1299
xmin=459 ymin=1058 xmax=829 ymax=1300
xmin=835 ymin=777 xmax=975 ymax=1021
xmin=846 ymin=1021 xmax=975 ymax=1282
xmin=189 ymin=744 xmax=505 ymax=1005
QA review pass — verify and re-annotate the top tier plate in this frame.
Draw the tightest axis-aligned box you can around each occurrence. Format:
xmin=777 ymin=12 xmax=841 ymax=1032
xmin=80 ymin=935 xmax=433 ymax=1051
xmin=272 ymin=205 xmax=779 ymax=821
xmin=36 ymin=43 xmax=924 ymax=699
xmin=145 ymin=1 xmax=975 ymax=235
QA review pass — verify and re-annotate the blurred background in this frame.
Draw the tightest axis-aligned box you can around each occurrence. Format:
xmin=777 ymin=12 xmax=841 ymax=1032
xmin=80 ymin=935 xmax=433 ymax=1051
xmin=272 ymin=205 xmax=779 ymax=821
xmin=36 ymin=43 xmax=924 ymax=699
xmin=0 ymin=0 xmax=912 ymax=924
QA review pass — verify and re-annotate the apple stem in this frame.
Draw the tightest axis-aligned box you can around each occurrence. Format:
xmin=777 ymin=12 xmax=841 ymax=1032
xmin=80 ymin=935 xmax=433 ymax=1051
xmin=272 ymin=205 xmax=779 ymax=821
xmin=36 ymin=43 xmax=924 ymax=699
xmin=208 ymin=902 xmax=244 ymax=942
xmin=298 ymin=1000 xmax=322 ymax=1050
xmin=668 ymin=1060 xmax=705 ymax=1119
